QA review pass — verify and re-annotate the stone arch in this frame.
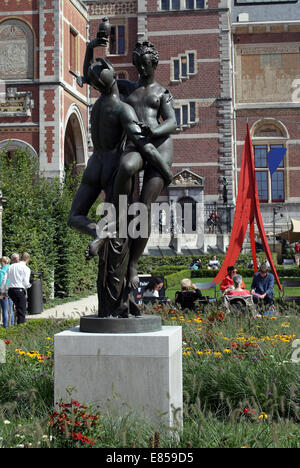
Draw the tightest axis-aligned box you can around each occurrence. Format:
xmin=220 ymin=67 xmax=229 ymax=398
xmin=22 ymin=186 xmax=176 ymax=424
xmin=251 ymin=119 xmax=289 ymax=139
xmin=0 ymin=139 xmax=38 ymax=159
xmin=0 ymin=18 xmax=35 ymax=80
xmin=64 ymin=104 xmax=88 ymax=174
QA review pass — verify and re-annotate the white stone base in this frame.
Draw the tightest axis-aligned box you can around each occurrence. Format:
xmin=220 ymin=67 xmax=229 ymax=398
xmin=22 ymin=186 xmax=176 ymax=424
xmin=54 ymin=326 xmax=182 ymax=428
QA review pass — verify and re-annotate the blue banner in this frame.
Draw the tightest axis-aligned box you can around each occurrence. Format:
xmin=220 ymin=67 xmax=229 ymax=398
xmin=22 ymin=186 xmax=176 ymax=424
xmin=268 ymin=147 xmax=287 ymax=175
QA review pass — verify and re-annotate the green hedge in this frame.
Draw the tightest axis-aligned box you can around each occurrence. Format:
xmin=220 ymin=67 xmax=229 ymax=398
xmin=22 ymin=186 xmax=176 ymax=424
xmin=138 ymin=252 xmax=278 ymax=275
xmin=0 ymin=149 xmax=99 ymax=300
xmin=164 ymin=270 xmax=191 ymax=289
xmin=190 ymin=267 xmax=300 ymax=279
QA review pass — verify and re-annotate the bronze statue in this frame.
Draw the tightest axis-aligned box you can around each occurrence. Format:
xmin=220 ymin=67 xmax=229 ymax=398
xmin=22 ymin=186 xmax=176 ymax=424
xmin=68 ymin=19 xmax=177 ymax=318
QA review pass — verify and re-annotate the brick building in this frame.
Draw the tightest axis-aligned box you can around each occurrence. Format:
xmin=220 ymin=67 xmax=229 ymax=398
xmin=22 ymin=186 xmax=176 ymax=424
xmin=86 ymin=0 xmax=233 ymax=252
xmin=0 ymin=0 xmax=89 ymax=179
xmin=231 ymin=0 xmax=300 ymax=235
xmin=1 ymin=0 xmax=299 ymax=252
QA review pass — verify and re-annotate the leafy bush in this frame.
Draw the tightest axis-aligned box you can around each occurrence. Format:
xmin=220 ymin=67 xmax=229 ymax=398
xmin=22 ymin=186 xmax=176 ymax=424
xmin=0 ymin=149 xmax=99 ymax=300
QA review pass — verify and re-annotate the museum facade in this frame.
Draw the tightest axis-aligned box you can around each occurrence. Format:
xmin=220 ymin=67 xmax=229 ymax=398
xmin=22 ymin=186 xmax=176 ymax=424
xmin=1 ymin=0 xmax=300 ymax=252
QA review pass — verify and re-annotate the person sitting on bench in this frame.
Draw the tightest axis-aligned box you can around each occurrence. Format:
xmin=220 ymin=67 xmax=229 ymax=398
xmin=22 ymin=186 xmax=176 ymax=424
xmin=251 ymin=263 xmax=274 ymax=307
xmin=224 ymin=274 xmax=250 ymax=297
xmin=220 ymin=266 xmax=245 ymax=292
xmin=175 ymin=278 xmax=205 ymax=311
xmin=143 ymin=277 xmax=164 ymax=299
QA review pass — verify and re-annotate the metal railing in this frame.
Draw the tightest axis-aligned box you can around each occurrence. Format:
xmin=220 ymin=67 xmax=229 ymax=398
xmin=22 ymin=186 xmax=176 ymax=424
xmin=204 ymin=203 xmax=234 ymax=235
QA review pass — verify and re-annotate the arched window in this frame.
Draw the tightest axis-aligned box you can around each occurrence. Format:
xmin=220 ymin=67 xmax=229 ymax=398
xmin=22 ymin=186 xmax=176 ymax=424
xmin=0 ymin=19 xmax=34 ymax=80
xmin=252 ymin=120 xmax=288 ymax=203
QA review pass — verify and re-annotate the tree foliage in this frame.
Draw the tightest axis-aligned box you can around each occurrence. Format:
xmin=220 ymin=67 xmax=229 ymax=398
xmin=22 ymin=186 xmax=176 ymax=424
xmin=0 ymin=149 xmax=99 ymax=300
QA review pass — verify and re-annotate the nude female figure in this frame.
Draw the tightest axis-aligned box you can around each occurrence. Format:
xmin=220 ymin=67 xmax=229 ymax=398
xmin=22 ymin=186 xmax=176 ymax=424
xmin=117 ymin=41 xmax=177 ymax=288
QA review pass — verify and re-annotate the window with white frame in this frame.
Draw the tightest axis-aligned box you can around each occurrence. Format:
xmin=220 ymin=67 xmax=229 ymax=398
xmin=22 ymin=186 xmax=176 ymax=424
xmin=172 ymin=51 xmax=196 ymax=81
xmin=175 ymin=101 xmax=197 ymax=128
xmin=252 ymin=121 xmax=287 ymax=203
xmin=109 ymin=25 xmax=125 ymax=55
xmin=161 ymin=0 xmax=205 ymax=9
xmin=254 ymin=144 xmax=285 ymax=203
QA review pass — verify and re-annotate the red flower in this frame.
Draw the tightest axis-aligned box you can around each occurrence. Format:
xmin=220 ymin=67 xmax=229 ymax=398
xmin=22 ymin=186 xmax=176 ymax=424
xmin=243 ymin=408 xmax=255 ymax=416
xmin=4 ymin=340 xmax=12 ymax=344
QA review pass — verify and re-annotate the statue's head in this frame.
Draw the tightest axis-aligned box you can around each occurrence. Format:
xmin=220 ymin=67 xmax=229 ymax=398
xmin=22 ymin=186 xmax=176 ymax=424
xmin=132 ymin=41 xmax=159 ymax=71
xmin=88 ymin=58 xmax=116 ymax=93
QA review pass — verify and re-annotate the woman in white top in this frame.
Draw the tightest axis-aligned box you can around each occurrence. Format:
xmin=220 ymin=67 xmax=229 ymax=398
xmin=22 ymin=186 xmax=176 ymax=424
xmin=143 ymin=277 xmax=164 ymax=298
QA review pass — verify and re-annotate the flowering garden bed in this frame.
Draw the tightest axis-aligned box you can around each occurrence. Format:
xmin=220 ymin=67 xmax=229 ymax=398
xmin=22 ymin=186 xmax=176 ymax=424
xmin=0 ymin=309 xmax=299 ymax=448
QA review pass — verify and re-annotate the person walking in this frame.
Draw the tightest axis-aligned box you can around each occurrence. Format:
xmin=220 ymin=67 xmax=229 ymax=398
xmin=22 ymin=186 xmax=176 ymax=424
xmin=7 ymin=252 xmax=31 ymax=325
xmin=0 ymin=256 xmax=14 ymax=328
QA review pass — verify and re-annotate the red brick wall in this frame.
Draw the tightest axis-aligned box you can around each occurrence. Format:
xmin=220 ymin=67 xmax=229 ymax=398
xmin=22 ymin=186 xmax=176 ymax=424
xmin=0 ymin=129 xmax=39 ymax=152
xmin=146 ymin=8 xmax=223 ymax=197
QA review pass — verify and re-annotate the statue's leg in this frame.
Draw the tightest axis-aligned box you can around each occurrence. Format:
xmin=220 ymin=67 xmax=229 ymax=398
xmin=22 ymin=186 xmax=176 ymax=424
xmin=68 ymin=182 xmax=100 ymax=238
xmin=128 ymin=169 xmax=165 ymax=289
xmin=68 ymin=154 xmax=102 ymax=238
xmin=87 ymin=150 xmax=144 ymax=259
xmin=112 ymin=149 xmax=144 ymax=204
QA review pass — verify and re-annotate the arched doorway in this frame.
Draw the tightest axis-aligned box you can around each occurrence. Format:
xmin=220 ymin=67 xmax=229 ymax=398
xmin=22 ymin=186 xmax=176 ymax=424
xmin=64 ymin=106 xmax=87 ymax=176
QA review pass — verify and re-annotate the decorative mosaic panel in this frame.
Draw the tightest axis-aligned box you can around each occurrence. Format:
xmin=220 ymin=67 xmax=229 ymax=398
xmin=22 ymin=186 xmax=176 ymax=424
xmin=0 ymin=20 xmax=34 ymax=80
xmin=236 ymin=44 xmax=300 ymax=103
xmin=89 ymin=1 xmax=137 ymax=16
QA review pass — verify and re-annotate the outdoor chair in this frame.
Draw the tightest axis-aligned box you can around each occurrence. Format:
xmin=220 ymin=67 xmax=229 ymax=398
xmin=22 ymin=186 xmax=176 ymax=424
xmin=195 ymin=282 xmax=218 ymax=303
xmin=281 ymin=280 xmax=300 ymax=304
xmin=223 ymin=294 xmax=256 ymax=317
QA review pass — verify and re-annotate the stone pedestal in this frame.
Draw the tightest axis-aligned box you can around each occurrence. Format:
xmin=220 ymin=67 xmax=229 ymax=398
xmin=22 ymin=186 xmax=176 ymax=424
xmin=54 ymin=326 xmax=182 ymax=428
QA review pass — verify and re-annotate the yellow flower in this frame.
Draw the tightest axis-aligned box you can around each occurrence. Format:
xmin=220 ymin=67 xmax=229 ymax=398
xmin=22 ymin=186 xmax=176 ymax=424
xmin=258 ymin=412 xmax=268 ymax=421
xmin=281 ymin=322 xmax=290 ymax=328
xmin=224 ymin=348 xmax=232 ymax=354
xmin=214 ymin=352 xmax=222 ymax=358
